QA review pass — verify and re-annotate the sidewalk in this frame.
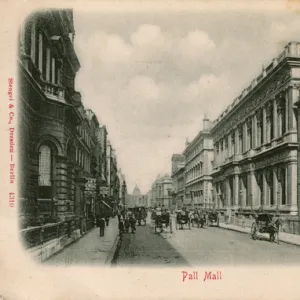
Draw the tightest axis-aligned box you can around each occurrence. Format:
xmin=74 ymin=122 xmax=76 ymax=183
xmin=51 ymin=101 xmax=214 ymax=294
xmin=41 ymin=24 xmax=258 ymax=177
xmin=45 ymin=217 xmax=120 ymax=266
xmin=219 ymin=222 xmax=300 ymax=246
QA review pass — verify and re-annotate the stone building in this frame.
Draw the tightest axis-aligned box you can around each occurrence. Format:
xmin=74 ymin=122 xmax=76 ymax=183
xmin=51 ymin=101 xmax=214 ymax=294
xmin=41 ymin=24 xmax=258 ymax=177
xmin=150 ymin=174 xmax=172 ymax=208
xmin=171 ymin=154 xmax=185 ymax=209
xmin=183 ymin=117 xmax=214 ymax=209
xmin=18 ymin=9 xmax=96 ymax=230
xmin=210 ymin=42 xmax=300 ymax=216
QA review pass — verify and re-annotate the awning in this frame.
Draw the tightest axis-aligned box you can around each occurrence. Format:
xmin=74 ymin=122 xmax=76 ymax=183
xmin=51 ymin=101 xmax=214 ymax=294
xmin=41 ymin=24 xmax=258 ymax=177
xmin=101 ymin=200 xmax=112 ymax=210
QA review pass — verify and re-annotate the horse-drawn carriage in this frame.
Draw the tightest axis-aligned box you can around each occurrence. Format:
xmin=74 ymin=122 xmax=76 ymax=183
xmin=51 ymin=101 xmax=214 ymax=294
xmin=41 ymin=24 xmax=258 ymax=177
xmin=251 ymin=213 xmax=281 ymax=243
xmin=133 ymin=206 xmax=147 ymax=226
xmin=151 ymin=209 xmax=173 ymax=233
xmin=207 ymin=210 xmax=220 ymax=227
xmin=191 ymin=210 xmax=206 ymax=228
xmin=175 ymin=210 xmax=191 ymax=230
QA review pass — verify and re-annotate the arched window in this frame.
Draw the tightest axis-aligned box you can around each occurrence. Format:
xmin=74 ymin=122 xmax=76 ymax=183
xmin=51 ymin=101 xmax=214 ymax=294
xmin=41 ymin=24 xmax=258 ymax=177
xmin=38 ymin=144 xmax=52 ymax=199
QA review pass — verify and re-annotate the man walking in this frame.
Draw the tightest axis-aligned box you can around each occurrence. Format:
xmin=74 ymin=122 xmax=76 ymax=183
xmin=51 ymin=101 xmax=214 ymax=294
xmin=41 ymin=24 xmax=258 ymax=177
xmin=98 ymin=215 xmax=106 ymax=237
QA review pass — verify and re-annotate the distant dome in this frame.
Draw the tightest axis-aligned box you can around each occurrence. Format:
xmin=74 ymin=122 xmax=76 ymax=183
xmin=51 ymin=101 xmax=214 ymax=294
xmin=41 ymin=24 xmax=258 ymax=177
xmin=132 ymin=185 xmax=141 ymax=195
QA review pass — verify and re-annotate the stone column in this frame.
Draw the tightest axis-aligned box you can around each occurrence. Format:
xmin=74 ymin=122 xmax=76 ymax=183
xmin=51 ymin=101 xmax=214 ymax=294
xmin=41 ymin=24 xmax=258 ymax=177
xmin=226 ymin=178 xmax=231 ymax=207
xmin=262 ymin=105 xmax=267 ymax=144
xmin=287 ymin=88 xmax=297 ymax=131
xmin=38 ymin=33 xmax=43 ymax=73
xmin=235 ymin=128 xmax=239 ymax=155
xmin=262 ymin=170 xmax=267 ymax=207
xmin=228 ymin=134 xmax=232 ymax=157
xmin=51 ymin=58 xmax=55 ymax=83
xmin=273 ymin=98 xmax=278 ymax=140
xmin=249 ymin=171 xmax=257 ymax=208
xmin=30 ymin=20 xmax=36 ymax=64
xmin=55 ymin=155 xmax=68 ymax=221
xmin=46 ymin=47 xmax=51 ymax=82
xmin=252 ymin=114 xmax=256 ymax=149
xmin=243 ymin=122 xmax=247 ymax=153
xmin=233 ymin=174 xmax=239 ymax=206
xmin=273 ymin=168 xmax=278 ymax=207
xmin=287 ymin=162 xmax=297 ymax=213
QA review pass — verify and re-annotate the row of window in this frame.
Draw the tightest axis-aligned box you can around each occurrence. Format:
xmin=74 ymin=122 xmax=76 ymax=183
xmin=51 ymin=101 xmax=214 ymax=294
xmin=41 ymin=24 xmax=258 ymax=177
xmin=215 ymin=167 xmax=287 ymax=206
xmin=186 ymin=141 xmax=204 ymax=162
xmin=185 ymin=162 xmax=204 ymax=182
xmin=214 ymin=97 xmax=287 ymax=166
xmin=22 ymin=18 xmax=62 ymax=86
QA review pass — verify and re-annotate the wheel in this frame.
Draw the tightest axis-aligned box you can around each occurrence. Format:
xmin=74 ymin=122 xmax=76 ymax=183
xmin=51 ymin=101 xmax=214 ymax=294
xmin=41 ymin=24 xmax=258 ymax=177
xmin=251 ymin=222 xmax=257 ymax=240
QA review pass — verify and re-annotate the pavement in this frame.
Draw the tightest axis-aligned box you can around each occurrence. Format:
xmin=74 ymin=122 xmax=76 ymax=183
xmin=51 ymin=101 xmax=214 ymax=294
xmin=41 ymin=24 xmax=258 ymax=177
xmin=219 ymin=222 xmax=300 ymax=246
xmin=44 ymin=217 xmax=120 ymax=266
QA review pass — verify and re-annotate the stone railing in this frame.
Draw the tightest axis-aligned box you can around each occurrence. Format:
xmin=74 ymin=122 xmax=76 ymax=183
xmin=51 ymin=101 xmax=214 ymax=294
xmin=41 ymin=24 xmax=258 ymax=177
xmin=40 ymin=80 xmax=65 ymax=102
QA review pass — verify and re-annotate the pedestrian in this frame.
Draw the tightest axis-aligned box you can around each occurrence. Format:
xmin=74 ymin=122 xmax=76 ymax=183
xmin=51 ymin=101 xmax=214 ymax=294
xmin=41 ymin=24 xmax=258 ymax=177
xmin=99 ymin=216 xmax=106 ymax=237
xmin=105 ymin=214 xmax=110 ymax=226
xmin=118 ymin=217 xmax=125 ymax=236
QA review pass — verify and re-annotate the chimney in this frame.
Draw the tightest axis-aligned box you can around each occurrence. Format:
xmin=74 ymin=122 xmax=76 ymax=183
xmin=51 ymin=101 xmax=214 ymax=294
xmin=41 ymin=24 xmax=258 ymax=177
xmin=203 ymin=114 xmax=212 ymax=131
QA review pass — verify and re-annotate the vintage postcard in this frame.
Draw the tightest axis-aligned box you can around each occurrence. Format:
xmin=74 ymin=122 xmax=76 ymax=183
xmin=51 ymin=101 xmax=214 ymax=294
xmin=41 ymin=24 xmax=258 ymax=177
xmin=1 ymin=0 xmax=300 ymax=299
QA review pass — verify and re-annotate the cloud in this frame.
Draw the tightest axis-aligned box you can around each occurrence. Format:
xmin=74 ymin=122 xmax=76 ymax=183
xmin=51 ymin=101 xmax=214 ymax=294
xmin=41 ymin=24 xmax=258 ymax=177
xmin=177 ymin=30 xmax=216 ymax=61
xmin=74 ymin=14 xmax=300 ymax=193
xmin=126 ymin=75 xmax=161 ymax=102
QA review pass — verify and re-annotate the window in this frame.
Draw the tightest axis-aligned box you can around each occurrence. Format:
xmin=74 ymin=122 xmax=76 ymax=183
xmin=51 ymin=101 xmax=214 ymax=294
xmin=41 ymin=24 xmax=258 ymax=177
xmin=38 ymin=145 xmax=52 ymax=199
xmin=42 ymin=33 xmax=47 ymax=80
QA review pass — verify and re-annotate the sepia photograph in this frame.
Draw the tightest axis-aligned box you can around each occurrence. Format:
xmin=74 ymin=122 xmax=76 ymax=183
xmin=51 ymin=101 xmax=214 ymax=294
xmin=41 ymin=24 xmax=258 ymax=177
xmin=16 ymin=5 xmax=300 ymax=269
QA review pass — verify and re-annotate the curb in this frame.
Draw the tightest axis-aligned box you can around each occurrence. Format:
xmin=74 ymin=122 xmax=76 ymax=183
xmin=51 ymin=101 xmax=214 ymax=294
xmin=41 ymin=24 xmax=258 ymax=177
xmin=105 ymin=234 xmax=122 ymax=265
xmin=219 ymin=224 xmax=300 ymax=247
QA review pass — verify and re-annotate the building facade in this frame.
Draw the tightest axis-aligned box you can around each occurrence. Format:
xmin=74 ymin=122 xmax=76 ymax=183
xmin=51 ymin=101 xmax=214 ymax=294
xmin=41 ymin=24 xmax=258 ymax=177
xmin=128 ymin=185 xmax=147 ymax=207
xmin=211 ymin=42 xmax=300 ymax=216
xmin=19 ymin=9 xmax=93 ymax=230
xmin=18 ymin=10 xmax=124 ymax=257
xmin=171 ymin=154 xmax=185 ymax=209
xmin=150 ymin=174 xmax=172 ymax=208
xmin=183 ymin=118 xmax=214 ymax=209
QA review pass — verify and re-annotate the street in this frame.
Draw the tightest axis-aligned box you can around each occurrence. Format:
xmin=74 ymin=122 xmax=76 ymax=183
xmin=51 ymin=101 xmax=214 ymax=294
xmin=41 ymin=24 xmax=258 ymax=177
xmin=115 ymin=219 xmax=189 ymax=266
xmin=115 ymin=216 xmax=300 ymax=266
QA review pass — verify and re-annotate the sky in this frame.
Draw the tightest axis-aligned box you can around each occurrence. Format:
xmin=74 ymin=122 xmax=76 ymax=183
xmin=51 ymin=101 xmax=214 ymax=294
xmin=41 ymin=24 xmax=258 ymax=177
xmin=73 ymin=9 xmax=300 ymax=194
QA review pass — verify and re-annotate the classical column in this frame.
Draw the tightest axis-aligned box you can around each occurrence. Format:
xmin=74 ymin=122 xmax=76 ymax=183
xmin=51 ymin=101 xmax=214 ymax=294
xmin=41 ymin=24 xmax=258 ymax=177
xmin=262 ymin=105 xmax=267 ymax=144
xmin=287 ymin=88 xmax=297 ymax=131
xmin=226 ymin=178 xmax=231 ymax=207
xmin=262 ymin=170 xmax=267 ymax=207
xmin=46 ymin=47 xmax=51 ymax=82
xmin=249 ymin=171 xmax=257 ymax=208
xmin=252 ymin=114 xmax=256 ymax=149
xmin=273 ymin=97 xmax=278 ymax=140
xmin=38 ymin=33 xmax=43 ymax=73
xmin=228 ymin=134 xmax=232 ymax=157
xmin=55 ymin=155 xmax=68 ymax=221
xmin=243 ymin=122 xmax=247 ymax=153
xmin=30 ymin=20 xmax=36 ymax=63
xmin=233 ymin=174 xmax=239 ymax=206
xmin=272 ymin=168 xmax=278 ymax=207
xmin=235 ymin=128 xmax=239 ymax=155
xmin=287 ymin=162 xmax=297 ymax=212
xmin=51 ymin=58 xmax=55 ymax=83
